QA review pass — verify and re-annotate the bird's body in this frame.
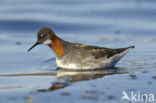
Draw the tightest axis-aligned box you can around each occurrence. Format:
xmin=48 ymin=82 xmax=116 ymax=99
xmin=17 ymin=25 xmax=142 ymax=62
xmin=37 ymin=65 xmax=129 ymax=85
xmin=28 ymin=27 xmax=134 ymax=70
xmin=55 ymin=39 xmax=134 ymax=70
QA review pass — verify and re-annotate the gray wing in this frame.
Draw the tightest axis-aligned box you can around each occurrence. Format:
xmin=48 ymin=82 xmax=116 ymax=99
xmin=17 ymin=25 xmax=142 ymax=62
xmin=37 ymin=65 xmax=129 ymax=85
xmin=81 ymin=45 xmax=133 ymax=59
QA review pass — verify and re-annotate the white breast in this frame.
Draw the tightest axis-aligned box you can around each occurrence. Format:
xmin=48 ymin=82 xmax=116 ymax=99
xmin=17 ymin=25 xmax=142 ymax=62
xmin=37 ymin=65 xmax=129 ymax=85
xmin=56 ymin=59 xmax=78 ymax=69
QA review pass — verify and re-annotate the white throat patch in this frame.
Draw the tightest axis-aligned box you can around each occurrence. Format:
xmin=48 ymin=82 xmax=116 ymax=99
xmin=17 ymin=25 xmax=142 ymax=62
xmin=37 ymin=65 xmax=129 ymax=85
xmin=43 ymin=39 xmax=52 ymax=45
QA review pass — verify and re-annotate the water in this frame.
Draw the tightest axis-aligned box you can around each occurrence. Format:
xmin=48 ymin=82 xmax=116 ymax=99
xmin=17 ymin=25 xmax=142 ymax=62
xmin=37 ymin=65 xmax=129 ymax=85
xmin=0 ymin=0 xmax=156 ymax=103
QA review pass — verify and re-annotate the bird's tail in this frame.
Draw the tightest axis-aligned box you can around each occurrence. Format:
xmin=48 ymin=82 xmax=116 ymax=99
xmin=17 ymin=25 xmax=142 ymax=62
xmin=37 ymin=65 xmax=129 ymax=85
xmin=110 ymin=46 xmax=135 ymax=67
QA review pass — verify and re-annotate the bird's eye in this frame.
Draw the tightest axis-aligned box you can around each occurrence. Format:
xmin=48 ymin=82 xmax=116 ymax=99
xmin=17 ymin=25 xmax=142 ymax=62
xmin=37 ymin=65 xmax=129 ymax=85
xmin=40 ymin=34 xmax=45 ymax=38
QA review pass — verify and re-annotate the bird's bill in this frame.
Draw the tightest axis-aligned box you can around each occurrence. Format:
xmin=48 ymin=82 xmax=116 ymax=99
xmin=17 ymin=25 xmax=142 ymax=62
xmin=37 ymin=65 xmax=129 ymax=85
xmin=28 ymin=42 xmax=39 ymax=52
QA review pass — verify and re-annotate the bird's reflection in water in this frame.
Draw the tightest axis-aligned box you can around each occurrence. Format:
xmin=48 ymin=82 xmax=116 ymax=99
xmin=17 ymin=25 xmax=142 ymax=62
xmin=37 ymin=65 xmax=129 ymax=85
xmin=38 ymin=68 xmax=128 ymax=92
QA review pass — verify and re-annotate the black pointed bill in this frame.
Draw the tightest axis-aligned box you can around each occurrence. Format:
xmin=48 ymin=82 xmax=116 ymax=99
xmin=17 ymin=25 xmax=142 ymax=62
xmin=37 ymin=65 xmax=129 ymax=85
xmin=28 ymin=42 xmax=39 ymax=52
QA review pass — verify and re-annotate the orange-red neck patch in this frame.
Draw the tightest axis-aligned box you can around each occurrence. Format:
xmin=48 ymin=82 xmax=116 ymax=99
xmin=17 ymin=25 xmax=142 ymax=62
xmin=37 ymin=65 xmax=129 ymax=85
xmin=51 ymin=33 xmax=64 ymax=57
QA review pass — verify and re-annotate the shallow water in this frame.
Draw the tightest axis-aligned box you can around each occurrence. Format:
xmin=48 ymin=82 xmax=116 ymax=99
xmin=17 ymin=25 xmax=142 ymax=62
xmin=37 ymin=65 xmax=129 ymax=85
xmin=0 ymin=0 xmax=156 ymax=103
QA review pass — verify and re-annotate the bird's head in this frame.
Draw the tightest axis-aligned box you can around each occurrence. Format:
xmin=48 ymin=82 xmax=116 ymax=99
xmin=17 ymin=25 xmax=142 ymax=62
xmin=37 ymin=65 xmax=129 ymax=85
xmin=28 ymin=27 xmax=56 ymax=52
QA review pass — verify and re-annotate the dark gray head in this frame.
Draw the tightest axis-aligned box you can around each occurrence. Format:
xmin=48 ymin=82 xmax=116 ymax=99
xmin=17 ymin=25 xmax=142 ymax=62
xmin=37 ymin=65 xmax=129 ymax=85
xmin=28 ymin=27 xmax=55 ymax=52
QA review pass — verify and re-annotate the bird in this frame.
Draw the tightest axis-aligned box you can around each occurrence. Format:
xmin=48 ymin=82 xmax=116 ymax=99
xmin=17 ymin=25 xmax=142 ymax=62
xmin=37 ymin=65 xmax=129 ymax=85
xmin=28 ymin=27 xmax=134 ymax=70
